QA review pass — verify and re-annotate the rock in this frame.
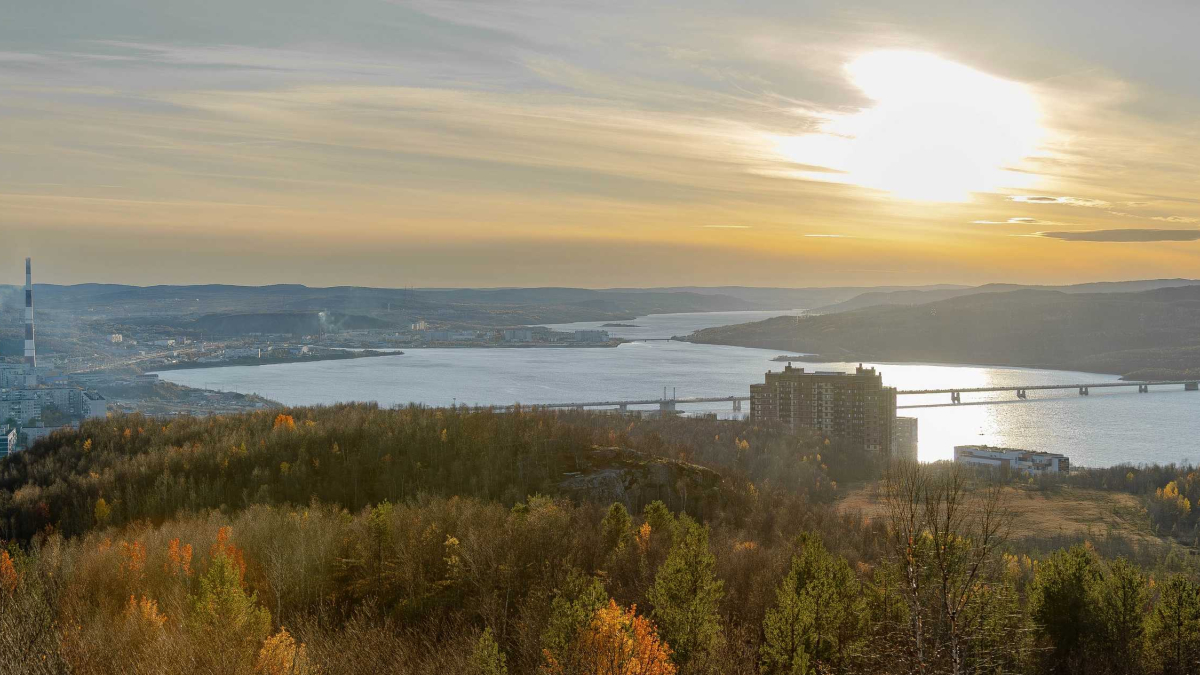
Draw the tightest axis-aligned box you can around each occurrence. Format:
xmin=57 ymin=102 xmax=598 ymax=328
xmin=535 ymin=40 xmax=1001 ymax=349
xmin=556 ymin=446 xmax=724 ymax=515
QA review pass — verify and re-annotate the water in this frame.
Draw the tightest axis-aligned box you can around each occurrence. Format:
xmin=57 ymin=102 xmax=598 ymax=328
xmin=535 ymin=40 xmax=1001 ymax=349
xmin=155 ymin=311 xmax=1200 ymax=467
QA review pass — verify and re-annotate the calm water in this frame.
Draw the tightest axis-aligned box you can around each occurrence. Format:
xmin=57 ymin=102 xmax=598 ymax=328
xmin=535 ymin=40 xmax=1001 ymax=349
xmin=156 ymin=311 xmax=1200 ymax=467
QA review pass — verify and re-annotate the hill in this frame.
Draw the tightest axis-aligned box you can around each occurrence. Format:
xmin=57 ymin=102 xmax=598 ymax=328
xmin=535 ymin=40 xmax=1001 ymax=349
xmin=4 ymin=406 xmax=1200 ymax=674
xmin=687 ymin=286 xmax=1200 ymax=378
xmin=814 ymin=279 xmax=1200 ymax=314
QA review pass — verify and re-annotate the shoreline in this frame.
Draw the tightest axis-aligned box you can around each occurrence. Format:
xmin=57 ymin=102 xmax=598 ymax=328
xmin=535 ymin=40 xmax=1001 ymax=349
xmin=149 ymin=350 xmax=405 ymax=372
xmin=684 ymin=339 xmax=1200 ymax=382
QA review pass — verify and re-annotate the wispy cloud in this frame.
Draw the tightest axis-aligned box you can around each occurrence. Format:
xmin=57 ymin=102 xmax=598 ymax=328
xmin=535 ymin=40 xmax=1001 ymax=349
xmin=1033 ymin=229 xmax=1200 ymax=242
xmin=1008 ymin=195 xmax=1111 ymax=208
xmin=972 ymin=217 xmax=1051 ymax=225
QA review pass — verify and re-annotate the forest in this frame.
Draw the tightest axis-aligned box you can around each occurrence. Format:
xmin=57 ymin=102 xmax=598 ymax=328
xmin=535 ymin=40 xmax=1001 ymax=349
xmin=0 ymin=404 xmax=1199 ymax=674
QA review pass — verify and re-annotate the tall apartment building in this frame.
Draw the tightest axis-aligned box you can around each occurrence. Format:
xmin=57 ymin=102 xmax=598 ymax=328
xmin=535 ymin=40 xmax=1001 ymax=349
xmin=750 ymin=364 xmax=897 ymax=455
xmin=893 ymin=416 xmax=919 ymax=461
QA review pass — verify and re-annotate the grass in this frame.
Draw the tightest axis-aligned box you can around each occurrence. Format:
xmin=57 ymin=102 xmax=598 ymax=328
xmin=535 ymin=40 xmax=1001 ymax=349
xmin=837 ymin=482 xmax=1166 ymax=545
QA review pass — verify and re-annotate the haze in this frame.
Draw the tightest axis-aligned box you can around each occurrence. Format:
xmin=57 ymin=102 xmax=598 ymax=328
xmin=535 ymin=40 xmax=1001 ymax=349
xmin=3 ymin=0 xmax=1199 ymax=287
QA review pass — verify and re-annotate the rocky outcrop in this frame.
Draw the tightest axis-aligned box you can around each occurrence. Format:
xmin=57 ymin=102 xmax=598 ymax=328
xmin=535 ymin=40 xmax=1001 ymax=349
xmin=556 ymin=446 xmax=725 ymax=516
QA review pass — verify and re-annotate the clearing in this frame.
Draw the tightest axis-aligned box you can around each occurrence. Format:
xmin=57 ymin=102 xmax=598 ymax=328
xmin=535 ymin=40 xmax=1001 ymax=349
xmin=837 ymin=482 xmax=1164 ymax=545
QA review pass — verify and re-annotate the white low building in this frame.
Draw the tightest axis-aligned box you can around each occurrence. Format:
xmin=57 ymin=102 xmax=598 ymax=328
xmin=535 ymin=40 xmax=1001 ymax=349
xmin=954 ymin=445 xmax=1070 ymax=475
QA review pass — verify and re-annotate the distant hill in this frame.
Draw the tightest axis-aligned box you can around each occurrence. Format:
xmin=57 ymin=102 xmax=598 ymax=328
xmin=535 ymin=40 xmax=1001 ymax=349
xmin=6 ymin=283 xmax=764 ymax=328
xmin=687 ymin=286 xmax=1200 ymax=378
xmin=815 ymin=279 xmax=1200 ymax=313
xmin=608 ymin=284 xmax=969 ymax=309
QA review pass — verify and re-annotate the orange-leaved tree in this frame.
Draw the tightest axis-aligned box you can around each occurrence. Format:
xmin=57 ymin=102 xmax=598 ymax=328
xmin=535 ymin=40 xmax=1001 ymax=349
xmin=542 ymin=599 xmax=675 ymax=675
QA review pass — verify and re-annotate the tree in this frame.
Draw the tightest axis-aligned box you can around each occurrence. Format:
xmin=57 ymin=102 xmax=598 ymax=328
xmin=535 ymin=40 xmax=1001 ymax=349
xmin=256 ymin=627 xmax=312 ymax=675
xmin=648 ymin=514 xmax=724 ymax=669
xmin=189 ymin=546 xmax=271 ymax=657
xmin=470 ymin=627 xmax=509 ymax=675
xmin=1092 ymin=558 xmax=1148 ymax=674
xmin=602 ymin=502 xmax=634 ymax=554
xmin=94 ymin=498 xmax=111 ymax=527
xmin=643 ymin=501 xmax=677 ymax=541
xmin=1029 ymin=545 xmax=1100 ymax=675
xmin=1145 ymin=575 xmax=1200 ymax=675
xmin=761 ymin=533 xmax=865 ymax=674
xmin=883 ymin=461 xmax=1010 ymax=675
xmin=543 ymin=570 xmax=609 ymax=666
xmin=543 ymin=599 xmax=675 ymax=675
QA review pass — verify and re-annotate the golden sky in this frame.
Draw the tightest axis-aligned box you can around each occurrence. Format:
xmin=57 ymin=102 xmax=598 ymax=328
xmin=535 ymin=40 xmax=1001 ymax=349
xmin=3 ymin=1 xmax=1199 ymax=287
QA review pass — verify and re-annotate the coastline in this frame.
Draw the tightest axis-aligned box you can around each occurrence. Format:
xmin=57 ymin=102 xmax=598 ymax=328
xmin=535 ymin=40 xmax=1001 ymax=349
xmin=150 ymin=350 xmax=405 ymax=372
xmin=683 ymin=338 xmax=1199 ymax=382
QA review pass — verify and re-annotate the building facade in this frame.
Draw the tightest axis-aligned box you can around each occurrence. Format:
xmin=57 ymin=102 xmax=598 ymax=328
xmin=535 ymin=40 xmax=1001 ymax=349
xmin=953 ymin=445 xmax=1070 ymax=475
xmin=0 ymin=426 xmax=16 ymax=457
xmin=750 ymin=364 xmax=897 ymax=455
xmin=893 ymin=416 xmax=919 ymax=461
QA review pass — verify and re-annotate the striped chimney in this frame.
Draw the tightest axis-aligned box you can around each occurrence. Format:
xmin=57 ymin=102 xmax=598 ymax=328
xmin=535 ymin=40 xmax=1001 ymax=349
xmin=24 ymin=257 xmax=36 ymax=367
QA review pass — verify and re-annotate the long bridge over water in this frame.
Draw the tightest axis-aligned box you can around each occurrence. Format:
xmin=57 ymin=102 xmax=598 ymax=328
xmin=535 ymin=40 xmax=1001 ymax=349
xmin=487 ymin=380 xmax=1199 ymax=413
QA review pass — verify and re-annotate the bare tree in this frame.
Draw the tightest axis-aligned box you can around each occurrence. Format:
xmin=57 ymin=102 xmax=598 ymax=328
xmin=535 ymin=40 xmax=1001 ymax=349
xmin=883 ymin=461 xmax=1011 ymax=675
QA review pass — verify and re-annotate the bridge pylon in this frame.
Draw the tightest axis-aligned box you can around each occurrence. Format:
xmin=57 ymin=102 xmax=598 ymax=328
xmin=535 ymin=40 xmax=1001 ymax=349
xmin=1016 ymin=389 xmax=1027 ymax=399
xmin=1078 ymin=387 xmax=1089 ymax=396
xmin=950 ymin=391 xmax=961 ymax=404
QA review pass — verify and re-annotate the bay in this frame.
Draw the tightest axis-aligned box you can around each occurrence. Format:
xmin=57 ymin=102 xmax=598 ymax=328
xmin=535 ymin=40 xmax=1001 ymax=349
xmin=155 ymin=310 xmax=1200 ymax=467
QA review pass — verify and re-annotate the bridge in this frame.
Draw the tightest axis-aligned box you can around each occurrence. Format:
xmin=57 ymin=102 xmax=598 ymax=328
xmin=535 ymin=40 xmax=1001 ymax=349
xmin=486 ymin=380 xmax=1199 ymax=413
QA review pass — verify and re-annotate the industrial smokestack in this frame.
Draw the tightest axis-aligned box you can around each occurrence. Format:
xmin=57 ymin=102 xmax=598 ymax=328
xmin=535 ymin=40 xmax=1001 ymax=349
xmin=24 ymin=257 xmax=35 ymax=368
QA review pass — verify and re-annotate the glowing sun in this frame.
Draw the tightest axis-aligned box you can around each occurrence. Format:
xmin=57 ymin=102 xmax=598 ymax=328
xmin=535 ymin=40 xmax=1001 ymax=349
xmin=774 ymin=51 xmax=1045 ymax=202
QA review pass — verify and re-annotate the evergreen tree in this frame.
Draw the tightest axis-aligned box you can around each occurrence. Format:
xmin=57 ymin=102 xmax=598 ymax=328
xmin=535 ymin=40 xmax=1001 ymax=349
xmin=601 ymin=502 xmax=634 ymax=554
xmin=761 ymin=533 xmax=865 ymax=674
xmin=1029 ymin=545 xmax=1100 ymax=675
xmin=1093 ymin=558 xmax=1148 ymax=674
xmin=1145 ymin=575 xmax=1200 ymax=675
xmin=543 ymin=570 xmax=610 ymax=665
xmin=648 ymin=515 xmax=724 ymax=670
xmin=469 ymin=628 xmax=509 ymax=675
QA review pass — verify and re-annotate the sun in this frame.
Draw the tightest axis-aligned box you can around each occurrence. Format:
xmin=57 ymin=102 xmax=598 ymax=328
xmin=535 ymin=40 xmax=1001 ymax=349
xmin=773 ymin=51 xmax=1045 ymax=202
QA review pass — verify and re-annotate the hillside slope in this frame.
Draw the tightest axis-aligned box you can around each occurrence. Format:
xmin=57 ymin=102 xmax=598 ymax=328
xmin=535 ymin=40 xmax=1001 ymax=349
xmin=687 ymin=286 xmax=1200 ymax=378
xmin=815 ymin=279 xmax=1200 ymax=314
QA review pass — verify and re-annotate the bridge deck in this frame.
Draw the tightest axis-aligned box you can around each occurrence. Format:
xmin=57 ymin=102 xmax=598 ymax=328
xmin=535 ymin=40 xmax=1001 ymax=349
xmin=487 ymin=380 xmax=1197 ymax=411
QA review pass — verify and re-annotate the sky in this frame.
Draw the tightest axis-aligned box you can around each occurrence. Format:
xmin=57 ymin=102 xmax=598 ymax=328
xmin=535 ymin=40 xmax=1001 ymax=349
xmin=3 ymin=0 xmax=1199 ymax=288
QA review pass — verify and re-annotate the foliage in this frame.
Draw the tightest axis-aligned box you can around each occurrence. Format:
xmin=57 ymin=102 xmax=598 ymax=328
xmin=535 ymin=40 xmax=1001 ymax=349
xmin=760 ymin=533 xmax=866 ymax=674
xmin=0 ymin=406 xmax=1197 ymax=674
xmin=470 ymin=628 xmax=509 ymax=675
xmin=542 ymin=599 xmax=675 ymax=675
xmin=647 ymin=515 xmax=724 ymax=670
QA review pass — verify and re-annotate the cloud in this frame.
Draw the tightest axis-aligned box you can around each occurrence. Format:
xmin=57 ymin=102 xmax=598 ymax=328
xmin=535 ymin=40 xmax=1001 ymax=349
xmin=803 ymin=234 xmax=853 ymax=238
xmin=700 ymin=225 xmax=751 ymax=229
xmin=1151 ymin=215 xmax=1199 ymax=223
xmin=1034 ymin=229 xmax=1200 ymax=242
xmin=1008 ymin=195 xmax=1112 ymax=208
xmin=972 ymin=217 xmax=1049 ymax=225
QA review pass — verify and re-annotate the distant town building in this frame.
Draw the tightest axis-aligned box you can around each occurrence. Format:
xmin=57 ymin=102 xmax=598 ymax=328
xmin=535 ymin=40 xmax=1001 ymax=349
xmin=503 ymin=328 xmax=534 ymax=342
xmin=22 ymin=423 xmax=77 ymax=447
xmin=224 ymin=348 xmax=261 ymax=359
xmin=750 ymin=364 xmax=897 ymax=455
xmin=0 ymin=426 xmax=16 ymax=457
xmin=83 ymin=392 xmax=107 ymax=419
xmin=573 ymin=329 xmax=610 ymax=343
xmin=893 ymin=416 xmax=918 ymax=461
xmin=411 ymin=320 xmax=428 ymax=331
xmin=152 ymin=339 xmax=176 ymax=347
xmin=953 ymin=445 xmax=1070 ymax=475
